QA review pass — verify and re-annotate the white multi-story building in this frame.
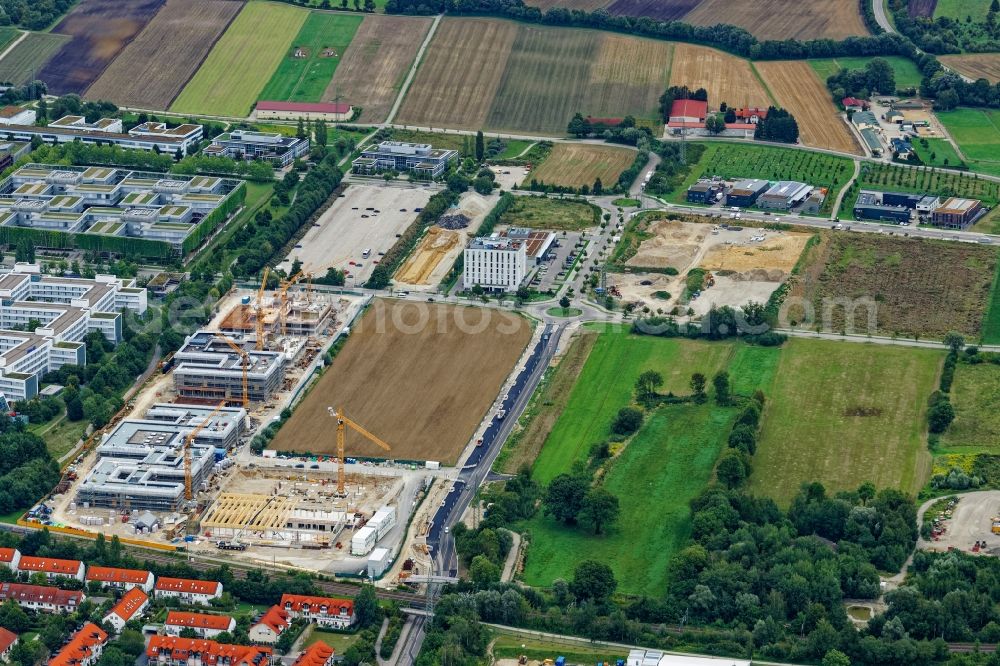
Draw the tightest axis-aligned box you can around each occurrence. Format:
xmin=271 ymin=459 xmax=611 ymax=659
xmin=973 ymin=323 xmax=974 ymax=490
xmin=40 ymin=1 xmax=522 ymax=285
xmin=463 ymin=236 xmax=527 ymax=292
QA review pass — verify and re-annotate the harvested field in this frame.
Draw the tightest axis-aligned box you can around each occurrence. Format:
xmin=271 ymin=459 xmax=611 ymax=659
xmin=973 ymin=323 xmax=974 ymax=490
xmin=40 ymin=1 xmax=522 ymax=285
xmin=582 ymin=33 xmax=675 ymax=120
xmin=755 ymin=60 xmax=863 ymax=155
xmin=270 ymin=300 xmax=532 ymax=463
xmin=909 ymin=0 xmax=937 ymax=17
xmin=700 ymin=232 xmax=812 ymax=273
xmin=171 ymin=3 xmax=308 ymax=117
xmin=395 ymin=226 xmax=462 ymax=285
xmin=526 ymin=143 xmax=636 ymax=189
xmin=395 ymin=18 xmax=517 ymax=130
xmin=788 ymin=233 xmax=999 ymax=339
xmin=259 ymin=12 xmax=362 ymax=103
xmin=38 ymin=0 xmax=165 ymax=95
xmin=607 ymin=0 xmax=701 ymax=19
xmin=525 ymin=0 xmax=611 ymax=9
xmin=669 ymin=44 xmax=770 ymax=109
xmin=0 ymin=33 xmax=70 ymax=86
xmin=86 ymin=0 xmax=242 ymax=110
xmin=940 ymin=54 xmax=1000 ymax=83
xmin=324 ymin=15 xmax=432 ymax=123
xmin=685 ymin=0 xmax=868 ymax=40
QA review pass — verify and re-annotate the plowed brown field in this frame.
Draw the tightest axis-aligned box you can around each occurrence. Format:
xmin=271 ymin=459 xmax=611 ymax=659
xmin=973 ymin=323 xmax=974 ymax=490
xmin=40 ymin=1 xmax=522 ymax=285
xmin=755 ymin=60 xmax=862 ymax=155
xmin=325 ymin=14 xmax=432 ymax=123
xmin=86 ymin=0 xmax=241 ymax=109
xmin=669 ymin=43 xmax=770 ymax=108
xmin=270 ymin=300 xmax=532 ymax=463
xmin=941 ymin=54 xmax=1000 ymax=83
xmin=684 ymin=0 xmax=868 ymax=40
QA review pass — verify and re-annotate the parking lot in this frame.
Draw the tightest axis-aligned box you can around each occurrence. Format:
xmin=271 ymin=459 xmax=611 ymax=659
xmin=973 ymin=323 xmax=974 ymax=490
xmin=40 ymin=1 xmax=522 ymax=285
xmin=529 ymin=231 xmax=584 ymax=292
xmin=278 ymin=183 xmax=433 ymax=283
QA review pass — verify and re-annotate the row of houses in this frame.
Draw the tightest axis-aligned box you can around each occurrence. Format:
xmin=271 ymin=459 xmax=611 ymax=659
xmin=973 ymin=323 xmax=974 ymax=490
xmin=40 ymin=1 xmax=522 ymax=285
xmin=853 ymin=189 xmax=985 ymax=228
xmin=687 ymin=178 xmax=826 ymax=214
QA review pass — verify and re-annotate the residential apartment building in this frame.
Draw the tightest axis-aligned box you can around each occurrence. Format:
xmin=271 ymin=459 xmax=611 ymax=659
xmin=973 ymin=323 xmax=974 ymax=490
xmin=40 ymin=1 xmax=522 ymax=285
xmin=463 ymin=236 xmax=527 ymax=292
xmin=248 ymin=605 xmax=290 ymax=644
xmin=0 ymin=548 xmax=20 ymax=570
xmin=16 ymin=556 xmax=85 ymax=581
xmin=165 ymin=612 xmax=237 ymax=639
xmin=85 ymin=566 xmax=155 ymax=593
xmin=102 ymin=588 xmax=149 ymax=633
xmin=291 ymin=641 xmax=335 ymax=666
xmin=49 ymin=623 xmax=108 ymax=666
xmin=0 ymin=627 xmax=17 ymax=662
xmin=154 ymin=578 xmax=223 ymax=605
xmin=280 ymin=594 xmax=355 ymax=630
xmin=146 ymin=636 xmax=271 ymax=666
xmin=0 ymin=583 xmax=84 ymax=613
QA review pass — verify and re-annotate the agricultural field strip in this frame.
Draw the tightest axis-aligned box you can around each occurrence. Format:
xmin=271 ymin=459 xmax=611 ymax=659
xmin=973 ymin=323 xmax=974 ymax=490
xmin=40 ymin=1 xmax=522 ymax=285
xmin=683 ymin=0 xmax=868 ymax=40
xmin=526 ymin=143 xmax=636 ymax=189
xmin=0 ymin=33 xmax=71 ymax=86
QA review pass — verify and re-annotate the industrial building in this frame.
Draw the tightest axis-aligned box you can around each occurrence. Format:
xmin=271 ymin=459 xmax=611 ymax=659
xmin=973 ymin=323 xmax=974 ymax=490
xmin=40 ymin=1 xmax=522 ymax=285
xmin=0 ymin=116 xmax=202 ymax=154
xmin=254 ymin=100 xmax=354 ymax=122
xmin=853 ymin=190 xmax=913 ymax=223
xmin=0 ymin=164 xmax=243 ymax=252
xmin=463 ymin=236 xmax=527 ymax=292
xmin=686 ymin=179 xmax=723 ymax=204
xmin=499 ymin=228 xmax=556 ymax=265
xmin=352 ymin=141 xmax=458 ymax=179
xmin=172 ymin=330 xmax=286 ymax=405
xmin=205 ymin=129 xmax=309 ymax=168
xmin=758 ymin=181 xmax=812 ymax=210
xmin=931 ymin=197 xmax=984 ymax=229
xmin=725 ymin=179 xmax=769 ymax=207
xmin=0 ymin=263 xmax=146 ymax=401
xmin=801 ymin=188 xmax=827 ymax=215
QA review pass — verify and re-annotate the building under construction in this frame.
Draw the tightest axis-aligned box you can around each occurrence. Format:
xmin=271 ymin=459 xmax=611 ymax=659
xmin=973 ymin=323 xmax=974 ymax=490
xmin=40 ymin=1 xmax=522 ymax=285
xmin=173 ymin=330 xmax=285 ymax=405
xmin=219 ymin=297 xmax=334 ymax=340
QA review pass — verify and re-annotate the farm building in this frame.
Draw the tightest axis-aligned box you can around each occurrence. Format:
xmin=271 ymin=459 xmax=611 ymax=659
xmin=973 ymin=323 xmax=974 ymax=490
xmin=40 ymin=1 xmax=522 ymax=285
xmin=254 ymin=100 xmax=354 ymax=122
xmin=0 ymin=117 xmax=202 ymax=154
xmin=205 ymin=130 xmax=309 ymax=168
xmin=851 ymin=111 xmax=879 ymax=130
xmin=842 ymin=97 xmax=866 ymax=112
xmin=853 ymin=190 xmax=912 ymax=223
xmin=734 ymin=107 xmax=767 ymax=123
xmin=758 ymin=181 xmax=812 ymax=210
xmin=352 ymin=141 xmax=458 ymax=178
xmin=463 ymin=235 xmax=527 ymax=292
xmin=687 ymin=180 xmax=724 ymax=204
xmin=931 ymin=197 xmax=984 ymax=229
xmin=860 ymin=128 xmax=883 ymax=157
xmin=669 ymin=99 xmax=707 ymax=124
xmin=725 ymin=179 xmax=770 ymax=207
xmin=801 ymin=188 xmax=827 ymax=215
xmin=0 ymin=106 xmax=35 ymax=126
xmin=172 ymin=330 xmax=286 ymax=404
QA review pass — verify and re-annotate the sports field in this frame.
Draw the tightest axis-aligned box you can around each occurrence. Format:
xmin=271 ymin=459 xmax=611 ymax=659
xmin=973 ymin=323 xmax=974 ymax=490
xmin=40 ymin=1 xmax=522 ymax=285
xmin=940 ymin=363 xmax=1000 ymax=454
xmin=86 ymin=0 xmax=242 ymax=109
xmin=325 ymin=15 xmax=432 ymax=123
xmin=526 ymin=143 xmax=636 ymax=189
xmin=521 ymin=327 xmax=779 ymax=595
xmin=0 ymin=33 xmax=70 ymax=86
xmin=755 ymin=60 xmax=863 ymax=154
xmin=808 ymin=56 xmax=925 ymax=90
xmin=937 ymin=108 xmax=1000 ymax=177
xmin=171 ymin=2 xmax=308 ymax=117
xmin=940 ymin=54 xmax=1000 ymax=84
xmin=259 ymin=12 xmax=362 ymax=103
xmin=684 ymin=0 xmax=868 ymax=40
xmin=751 ymin=339 xmax=941 ymax=505
xmin=669 ymin=43 xmax=771 ymax=109
xmin=397 ymin=18 xmax=673 ymax=135
xmin=270 ymin=300 xmax=531 ymax=464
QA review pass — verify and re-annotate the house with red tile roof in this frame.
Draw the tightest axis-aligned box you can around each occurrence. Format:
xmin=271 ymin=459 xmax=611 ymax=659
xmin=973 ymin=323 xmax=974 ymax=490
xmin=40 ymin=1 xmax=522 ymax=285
xmin=248 ymin=605 xmax=290 ymax=644
xmin=103 ymin=588 xmax=149 ymax=633
xmin=146 ymin=635 xmax=271 ymax=666
xmin=165 ymin=611 xmax=236 ymax=638
xmin=154 ymin=577 xmax=223 ymax=605
xmin=85 ymin=566 xmax=155 ymax=592
xmin=0 ymin=582 xmax=84 ymax=613
xmin=280 ymin=594 xmax=355 ymax=629
xmin=0 ymin=548 xmax=20 ymax=570
xmin=49 ymin=623 xmax=107 ymax=666
xmin=291 ymin=641 xmax=335 ymax=666
xmin=15 ymin=555 xmax=84 ymax=581
xmin=0 ymin=627 xmax=17 ymax=662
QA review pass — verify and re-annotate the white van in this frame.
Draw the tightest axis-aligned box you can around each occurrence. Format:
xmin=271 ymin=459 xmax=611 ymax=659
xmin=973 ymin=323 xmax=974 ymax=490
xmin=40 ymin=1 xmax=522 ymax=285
xmin=362 ymin=248 xmax=371 ymax=259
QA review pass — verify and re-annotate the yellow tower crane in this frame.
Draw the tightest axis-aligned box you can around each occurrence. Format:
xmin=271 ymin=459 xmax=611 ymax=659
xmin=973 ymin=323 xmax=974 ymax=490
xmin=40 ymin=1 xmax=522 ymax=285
xmin=327 ymin=407 xmax=391 ymax=496
xmin=183 ymin=401 xmax=226 ymax=501
xmin=254 ymin=266 xmax=271 ymax=351
xmin=213 ymin=333 xmax=250 ymax=409
xmin=279 ymin=270 xmax=309 ymax=336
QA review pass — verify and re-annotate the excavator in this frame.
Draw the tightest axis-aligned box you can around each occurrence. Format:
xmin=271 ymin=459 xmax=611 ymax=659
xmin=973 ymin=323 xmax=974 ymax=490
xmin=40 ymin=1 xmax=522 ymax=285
xmin=327 ymin=407 xmax=391 ymax=497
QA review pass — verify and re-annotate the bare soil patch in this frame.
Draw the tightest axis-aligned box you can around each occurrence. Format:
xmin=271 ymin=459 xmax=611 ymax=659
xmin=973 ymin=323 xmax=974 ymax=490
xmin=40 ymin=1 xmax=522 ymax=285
xmin=700 ymin=232 xmax=812 ymax=274
xmin=271 ymin=300 xmax=532 ymax=463
xmin=684 ymin=0 xmax=868 ymax=40
xmin=607 ymin=0 xmax=702 ymax=19
xmin=627 ymin=219 xmax=705 ymax=270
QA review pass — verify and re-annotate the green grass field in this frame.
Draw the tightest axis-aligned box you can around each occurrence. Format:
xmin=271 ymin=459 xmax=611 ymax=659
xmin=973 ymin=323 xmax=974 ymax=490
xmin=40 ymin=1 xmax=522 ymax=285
xmin=937 ymin=108 xmax=1000 ymax=177
xmin=984 ymin=260 xmax=1000 ymax=344
xmin=808 ymin=56 xmax=924 ymax=90
xmin=304 ymin=628 xmax=361 ymax=653
xmin=910 ymin=137 xmax=965 ymax=170
xmin=171 ymin=2 xmax=308 ymax=117
xmin=0 ymin=32 xmax=70 ymax=86
xmin=30 ymin=413 xmax=85 ymax=461
xmin=498 ymin=196 xmax=600 ymax=232
xmin=935 ymin=0 xmax=992 ymax=20
xmin=520 ymin=329 xmax=779 ymax=596
xmin=751 ymin=339 xmax=942 ymax=505
xmin=672 ymin=142 xmax=853 ymax=214
xmin=0 ymin=27 xmax=20 ymax=52
xmin=259 ymin=12 xmax=362 ymax=103
xmin=939 ymin=363 xmax=1000 ymax=453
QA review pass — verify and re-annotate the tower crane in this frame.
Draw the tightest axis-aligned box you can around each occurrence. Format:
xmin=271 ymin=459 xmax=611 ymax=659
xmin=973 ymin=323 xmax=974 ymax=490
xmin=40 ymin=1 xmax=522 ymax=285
xmin=182 ymin=401 xmax=226 ymax=502
xmin=278 ymin=270 xmax=309 ymax=336
xmin=213 ymin=333 xmax=250 ymax=409
xmin=254 ymin=266 xmax=271 ymax=351
xmin=326 ymin=407 xmax=391 ymax=496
